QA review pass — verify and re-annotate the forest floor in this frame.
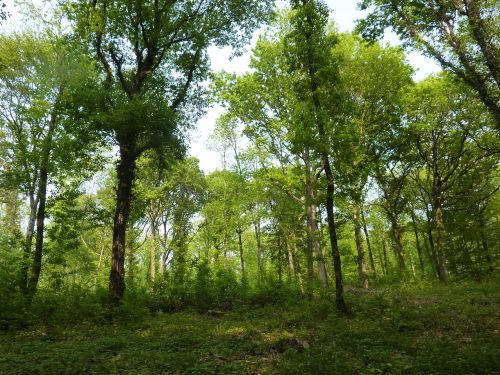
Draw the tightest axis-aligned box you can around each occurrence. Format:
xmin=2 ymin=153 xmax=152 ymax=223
xmin=0 ymin=281 xmax=498 ymax=375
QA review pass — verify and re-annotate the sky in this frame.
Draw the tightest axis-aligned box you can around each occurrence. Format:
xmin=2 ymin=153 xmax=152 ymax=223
xmin=2 ymin=0 xmax=441 ymax=174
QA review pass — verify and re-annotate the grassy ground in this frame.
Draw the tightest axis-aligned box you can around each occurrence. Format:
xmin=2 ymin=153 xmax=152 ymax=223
xmin=0 ymin=281 xmax=498 ymax=374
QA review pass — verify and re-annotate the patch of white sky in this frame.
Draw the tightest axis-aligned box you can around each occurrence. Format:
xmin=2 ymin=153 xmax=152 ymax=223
xmin=2 ymin=0 xmax=441 ymax=175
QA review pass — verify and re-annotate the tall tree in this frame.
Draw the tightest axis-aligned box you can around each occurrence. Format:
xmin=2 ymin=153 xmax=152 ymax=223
xmin=356 ymin=0 xmax=500 ymax=128
xmin=72 ymin=0 xmax=273 ymax=304
xmin=286 ymin=0 xmax=346 ymax=312
xmin=407 ymin=75 xmax=497 ymax=283
xmin=0 ymin=32 xmax=100 ymax=293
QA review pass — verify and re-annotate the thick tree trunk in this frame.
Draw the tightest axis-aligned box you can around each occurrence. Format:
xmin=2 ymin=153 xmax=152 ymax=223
xmin=109 ymin=135 xmax=137 ymax=305
xmin=353 ymin=204 xmax=369 ymax=288
xmin=308 ymin=202 xmax=329 ymax=290
xmin=361 ymin=210 xmax=377 ymax=277
xmin=389 ymin=213 xmax=406 ymax=276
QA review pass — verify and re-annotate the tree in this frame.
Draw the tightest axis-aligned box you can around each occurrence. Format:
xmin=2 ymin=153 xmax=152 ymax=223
xmin=332 ymin=33 xmax=413 ymax=287
xmin=72 ymin=0 xmax=273 ymax=304
xmin=286 ymin=0 xmax=346 ymax=312
xmin=356 ymin=0 xmax=500 ymax=128
xmin=0 ymin=31 xmax=101 ymax=294
xmin=407 ymin=75 xmax=497 ymax=283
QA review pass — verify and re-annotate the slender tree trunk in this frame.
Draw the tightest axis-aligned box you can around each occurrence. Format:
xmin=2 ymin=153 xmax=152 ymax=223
xmin=29 ymin=102 xmax=59 ymax=294
xmin=298 ymin=0 xmax=346 ymax=313
xmin=425 ymin=205 xmax=439 ymax=277
xmin=304 ymin=150 xmax=316 ymax=292
xmin=109 ymin=134 xmax=137 ymax=305
xmin=287 ymin=228 xmax=296 ymax=282
xmin=94 ymin=242 xmax=106 ymax=291
xmin=277 ymin=236 xmax=283 ymax=284
xmin=434 ymin=202 xmax=448 ymax=283
xmin=361 ymin=210 xmax=377 ymax=277
xmin=161 ymin=220 xmax=169 ymax=274
xmin=237 ymin=227 xmax=245 ymax=280
xmin=353 ymin=203 xmax=369 ymax=288
xmin=150 ymin=226 xmax=157 ymax=287
xmin=323 ymin=158 xmax=347 ymax=312
xmin=381 ymin=226 xmax=389 ymax=275
xmin=410 ymin=210 xmax=425 ymax=273
xmin=309 ymin=203 xmax=329 ymax=290
xmin=254 ymin=220 xmax=263 ymax=286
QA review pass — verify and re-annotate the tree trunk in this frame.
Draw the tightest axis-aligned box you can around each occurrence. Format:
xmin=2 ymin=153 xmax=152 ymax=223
xmin=21 ymin=193 xmax=37 ymax=293
xmin=299 ymin=0 xmax=346 ymax=313
xmin=434 ymin=203 xmax=448 ymax=283
xmin=308 ymin=202 xmax=329 ymax=290
xmin=410 ymin=210 xmax=425 ymax=273
xmin=150 ymin=226 xmax=157 ymax=287
xmin=353 ymin=203 xmax=369 ymax=288
xmin=29 ymin=103 xmax=58 ymax=294
xmin=425 ymin=205 xmax=439 ymax=277
xmin=160 ymin=220 xmax=169 ymax=274
xmin=323 ymin=157 xmax=347 ymax=312
xmin=109 ymin=134 xmax=137 ymax=305
xmin=389 ymin=213 xmax=406 ymax=276
xmin=304 ymin=150 xmax=316 ymax=292
xmin=381 ymin=225 xmax=389 ymax=275
xmin=94 ymin=242 xmax=105 ymax=291
xmin=361 ymin=210 xmax=377 ymax=277
xmin=237 ymin=227 xmax=245 ymax=280
xmin=254 ymin=220 xmax=263 ymax=286
xmin=287 ymin=228 xmax=296 ymax=282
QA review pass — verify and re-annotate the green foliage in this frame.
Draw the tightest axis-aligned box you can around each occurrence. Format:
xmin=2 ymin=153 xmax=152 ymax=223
xmin=0 ymin=281 xmax=498 ymax=374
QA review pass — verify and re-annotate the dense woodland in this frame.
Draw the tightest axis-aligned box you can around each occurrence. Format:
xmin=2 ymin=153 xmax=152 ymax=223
xmin=0 ymin=0 xmax=498 ymax=374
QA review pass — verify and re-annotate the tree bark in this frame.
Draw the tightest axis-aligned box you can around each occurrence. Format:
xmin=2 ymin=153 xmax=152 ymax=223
xmin=304 ymin=150 xmax=317 ymax=292
xmin=21 ymin=193 xmax=37 ymax=293
xmin=381 ymin=225 xmax=389 ymax=275
xmin=109 ymin=134 xmax=137 ymax=305
xmin=295 ymin=0 xmax=346 ymax=313
xmin=150 ymin=226 xmax=157 ymax=287
xmin=237 ymin=227 xmax=245 ymax=280
xmin=389 ymin=212 xmax=406 ymax=276
xmin=434 ymin=203 xmax=448 ymax=283
xmin=361 ymin=210 xmax=377 ymax=277
xmin=353 ymin=204 xmax=369 ymax=288
xmin=287 ymin=228 xmax=296 ymax=282
xmin=29 ymin=101 xmax=59 ymax=294
xmin=410 ymin=210 xmax=425 ymax=273
xmin=254 ymin=219 xmax=263 ymax=286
